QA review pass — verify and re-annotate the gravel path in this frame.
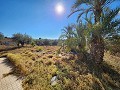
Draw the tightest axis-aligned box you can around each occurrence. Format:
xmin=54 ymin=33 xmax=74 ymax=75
xmin=0 ymin=58 xmax=23 ymax=90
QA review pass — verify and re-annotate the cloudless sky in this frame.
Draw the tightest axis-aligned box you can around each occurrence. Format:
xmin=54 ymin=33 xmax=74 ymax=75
xmin=0 ymin=0 xmax=119 ymax=39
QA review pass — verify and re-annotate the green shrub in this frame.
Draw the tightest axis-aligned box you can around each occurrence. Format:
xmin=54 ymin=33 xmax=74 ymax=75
xmin=36 ymin=46 xmax=43 ymax=52
xmin=31 ymin=41 xmax=36 ymax=47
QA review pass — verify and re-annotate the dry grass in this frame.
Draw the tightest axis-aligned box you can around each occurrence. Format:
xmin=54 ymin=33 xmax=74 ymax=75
xmin=7 ymin=53 xmax=34 ymax=75
xmin=104 ymin=52 xmax=120 ymax=74
xmin=0 ymin=46 xmax=120 ymax=90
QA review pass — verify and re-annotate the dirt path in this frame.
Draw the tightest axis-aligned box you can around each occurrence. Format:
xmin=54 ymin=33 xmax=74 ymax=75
xmin=0 ymin=58 xmax=23 ymax=90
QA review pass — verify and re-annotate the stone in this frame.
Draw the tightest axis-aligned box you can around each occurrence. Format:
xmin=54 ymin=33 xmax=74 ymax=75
xmin=51 ymin=76 xmax=57 ymax=86
xmin=58 ymin=54 xmax=62 ymax=57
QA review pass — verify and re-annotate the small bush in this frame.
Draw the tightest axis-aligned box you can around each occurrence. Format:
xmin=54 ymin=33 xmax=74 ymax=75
xmin=31 ymin=41 xmax=36 ymax=47
xmin=36 ymin=47 xmax=43 ymax=52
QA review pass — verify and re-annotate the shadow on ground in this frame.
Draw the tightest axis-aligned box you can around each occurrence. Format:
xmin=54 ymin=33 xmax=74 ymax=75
xmin=1 ymin=58 xmax=23 ymax=80
xmin=75 ymin=53 xmax=120 ymax=90
xmin=0 ymin=46 xmax=22 ymax=52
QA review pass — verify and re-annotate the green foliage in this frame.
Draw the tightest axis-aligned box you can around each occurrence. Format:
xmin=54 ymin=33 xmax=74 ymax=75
xmin=13 ymin=33 xmax=32 ymax=46
xmin=0 ymin=32 xmax=4 ymax=40
xmin=35 ymin=39 xmax=58 ymax=46
xmin=101 ymin=8 xmax=120 ymax=37
xmin=75 ymin=22 xmax=88 ymax=52
xmin=85 ymin=8 xmax=120 ymax=53
xmin=31 ymin=40 xmax=36 ymax=47
xmin=36 ymin=47 xmax=43 ymax=52
xmin=59 ymin=24 xmax=78 ymax=52
xmin=69 ymin=0 xmax=120 ymax=39
xmin=68 ymin=0 xmax=120 ymax=63
xmin=69 ymin=0 xmax=119 ymax=22
xmin=59 ymin=23 xmax=88 ymax=54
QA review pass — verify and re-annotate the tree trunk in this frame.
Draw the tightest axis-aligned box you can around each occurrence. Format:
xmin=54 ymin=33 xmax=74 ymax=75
xmin=20 ymin=41 xmax=24 ymax=47
xmin=90 ymin=35 xmax=104 ymax=64
xmin=91 ymin=1 xmax=103 ymax=64
xmin=17 ymin=43 xmax=19 ymax=47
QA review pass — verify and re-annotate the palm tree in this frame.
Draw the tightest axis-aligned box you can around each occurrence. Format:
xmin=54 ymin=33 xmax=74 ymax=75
xmin=90 ymin=8 xmax=120 ymax=63
xmin=59 ymin=23 xmax=89 ymax=60
xmin=59 ymin=24 xmax=77 ymax=52
xmin=69 ymin=0 xmax=120 ymax=64
xmin=74 ymin=21 xmax=87 ymax=53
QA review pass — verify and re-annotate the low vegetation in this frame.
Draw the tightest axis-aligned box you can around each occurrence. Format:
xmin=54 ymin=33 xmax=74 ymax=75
xmin=0 ymin=46 xmax=120 ymax=90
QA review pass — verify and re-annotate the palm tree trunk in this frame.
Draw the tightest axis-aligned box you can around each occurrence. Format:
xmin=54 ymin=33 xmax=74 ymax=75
xmin=91 ymin=6 xmax=104 ymax=64
xmin=90 ymin=35 xmax=104 ymax=64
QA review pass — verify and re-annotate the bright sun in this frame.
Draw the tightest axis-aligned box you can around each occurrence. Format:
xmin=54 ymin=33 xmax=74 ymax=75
xmin=55 ymin=3 xmax=65 ymax=15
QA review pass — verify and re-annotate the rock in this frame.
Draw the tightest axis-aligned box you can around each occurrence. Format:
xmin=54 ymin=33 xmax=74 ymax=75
xmin=51 ymin=81 xmax=57 ymax=86
xmin=58 ymin=54 xmax=62 ymax=57
xmin=51 ymin=76 xmax=57 ymax=82
xmin=51 ymin=76 xmax=57 ymax=86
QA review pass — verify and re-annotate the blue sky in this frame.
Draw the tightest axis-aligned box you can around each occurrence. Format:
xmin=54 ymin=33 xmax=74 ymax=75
xmin=0 ymin=0 xmax=119 ymax=39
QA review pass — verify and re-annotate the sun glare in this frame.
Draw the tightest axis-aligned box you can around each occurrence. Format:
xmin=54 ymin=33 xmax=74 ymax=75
xmin=119 ymin=11 xmax=120 ymax=15
xmin=55 ymin=3 xmax=65 ymax=15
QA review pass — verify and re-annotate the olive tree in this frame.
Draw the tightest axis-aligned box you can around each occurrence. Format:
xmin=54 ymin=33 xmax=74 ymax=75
xmin=0 ymin=32 xmax=4 ymax=40
xmin=13 ymin=33 xmax=32 ymax=47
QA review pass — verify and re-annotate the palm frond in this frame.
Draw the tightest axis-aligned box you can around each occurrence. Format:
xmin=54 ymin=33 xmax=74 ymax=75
xmin=68 ymin=8 xmax=85 ymax=18
xmin=110 ymin=19 xmax=120 ymax=30
xmin=102 ymin=0 xmax=119 ymax=8
xmin=102 ymin=8 xmax=120 ymax=29
xmin=68 ymin=0 xmax=93 ymax=19
xmin=77 ymin=7 xmax=93 ymax=22
xmin=72 ymin=0 xmax=92 ymax=9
